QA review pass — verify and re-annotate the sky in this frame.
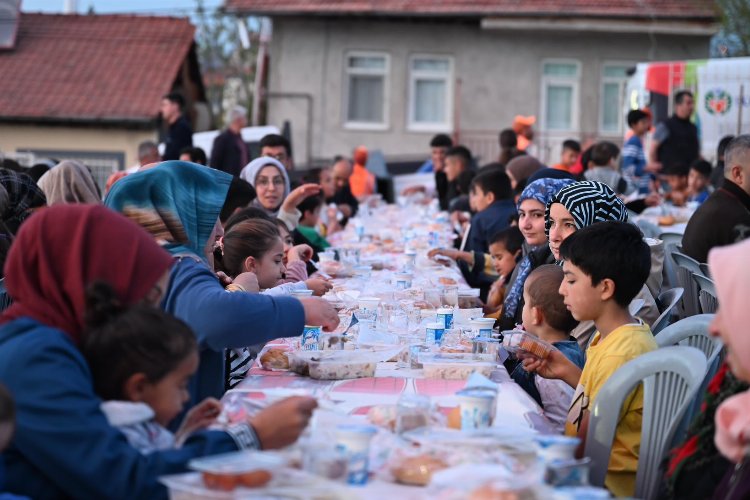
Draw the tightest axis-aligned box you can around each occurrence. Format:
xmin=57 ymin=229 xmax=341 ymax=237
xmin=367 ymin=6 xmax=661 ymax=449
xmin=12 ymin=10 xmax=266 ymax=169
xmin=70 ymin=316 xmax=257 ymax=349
xmin=22 ymin=0 xmax=223 ymax=16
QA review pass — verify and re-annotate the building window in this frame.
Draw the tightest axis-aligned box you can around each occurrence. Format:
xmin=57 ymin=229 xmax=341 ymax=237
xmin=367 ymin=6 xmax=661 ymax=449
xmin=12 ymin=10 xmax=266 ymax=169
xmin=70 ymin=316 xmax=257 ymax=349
xmin=541 ymin=60 xmax=580 ymax=132
xmin=345 ymin=52 xmax=389 ymax=129
xmin=600 ymin=64 xmax=631 ymax=135
xmin=408 ymin=55 xmax=453 ymax=131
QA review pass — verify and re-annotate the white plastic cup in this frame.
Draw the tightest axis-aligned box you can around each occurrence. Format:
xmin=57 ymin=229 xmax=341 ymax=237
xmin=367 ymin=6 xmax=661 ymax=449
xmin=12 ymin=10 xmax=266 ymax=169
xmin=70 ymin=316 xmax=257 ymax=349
xmin=425 ymin=322 xmax=445 ymax=345
xmin=358 ymin=297 xmax=381 ymax=313
xmin=393 ymin=272 xmax=413 ymax=290
xmin=436 ymin=307 xmax=454 ymax=329
xmin=318 ymin=251 xmax=336 ymax=263
xmin=335 ymin=424 xmax=378 ymax=485
xmin=470 ymin=318 xmax=496 ymax=338
xmin=457 ymin=391 xmax=495 ymax=430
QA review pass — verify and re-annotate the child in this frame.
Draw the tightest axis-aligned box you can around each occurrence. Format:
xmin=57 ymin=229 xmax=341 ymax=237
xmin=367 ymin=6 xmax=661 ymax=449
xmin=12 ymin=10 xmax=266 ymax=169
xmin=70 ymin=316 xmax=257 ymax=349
xmin=523 ymin=221 xmax=656 ymax=497
xmin=552 ymin=140 xmax=581 ymax=173
xmin=484 ymin=227 xmax=524 ymax=315
xmin=510 ymin=265 xmax=584 ymax=433
xmin=687 ymin=159 xmax=712 ymax=204
xmin=621 ymin=109 xmax=653 ymax=195
xmin=81 ymin=294 xmax=223 ymax=454
xmin=664 ymin=167 xmax=690 ymax=206
xmin=584 ymin=141 xmax=634 ymax=195
xmin=464 ymin=168 xmax=516 ymax=255
xmin=294 ymin=193 xmax=331 ymax=254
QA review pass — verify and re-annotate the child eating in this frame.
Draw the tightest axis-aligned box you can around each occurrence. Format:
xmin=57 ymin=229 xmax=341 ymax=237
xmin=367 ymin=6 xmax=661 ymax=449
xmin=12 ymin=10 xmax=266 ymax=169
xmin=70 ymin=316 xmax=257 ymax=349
xmin=687 ymin=159 xmax=712 ymax=205
xmin=523 ymin=221 xmax=656 ymax=497
xmin=81 ymin=287 xmax=225 ymax=454
xmin=509 ymin=265 xmax=584 ymax=432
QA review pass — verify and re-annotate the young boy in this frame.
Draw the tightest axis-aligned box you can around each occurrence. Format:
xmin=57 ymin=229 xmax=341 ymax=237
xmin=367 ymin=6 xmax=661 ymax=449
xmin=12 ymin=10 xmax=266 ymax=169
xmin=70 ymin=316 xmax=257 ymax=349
xmin=687 ymin=159 xmax=712 ymax=204
xmin=293 ymin=193 xmax=330 ymax=254
xmin=552 ymin=140 xmax=581 ymax=173
xmin=584 ymin=142 xmax=634 ymax=196
xmin=621 ymin=109 xmax=652 ymax=194
xmin=510 ymin=265 xmax=584 ymax=432
xmin=524 ymin=221 xmax=656 ymax=497
xmin=465 ymin=169 xmax=516 ymax=255
xmin=663 ymin=167 xmax=690 ymax=206
xmin=484 ymin=226 xmax=524 ymax=314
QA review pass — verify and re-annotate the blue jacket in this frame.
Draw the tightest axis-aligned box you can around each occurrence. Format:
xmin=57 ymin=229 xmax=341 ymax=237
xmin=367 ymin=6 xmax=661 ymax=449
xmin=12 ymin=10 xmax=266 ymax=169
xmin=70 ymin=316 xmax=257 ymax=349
xmin=466 ymin=199 xmax=516 ymax=255
xmin=163 ymin=258 xmax=305 ymax=404
xmin=0 ymin=318 xmax=239 ymax=500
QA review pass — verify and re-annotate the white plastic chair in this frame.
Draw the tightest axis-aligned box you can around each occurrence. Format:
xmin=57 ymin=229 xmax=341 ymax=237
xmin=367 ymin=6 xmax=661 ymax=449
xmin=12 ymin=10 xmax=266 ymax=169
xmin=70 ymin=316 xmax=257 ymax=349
xmin=585 ymin=346 xmax=707 ymax=500
xmin=659 ymin=232 xmax=683 ymax=290
xmin=655 ymin=315 xmax=723 ymax=445
xmin=692 ymin=274 xmax=718 ymax=314
xmin=672 ymin=251 xmax=703 ymax=318
xmin=699 ymin=262 xmax=711 ymax=279
xmin=651 ymin=287 xmax=683 ymax=335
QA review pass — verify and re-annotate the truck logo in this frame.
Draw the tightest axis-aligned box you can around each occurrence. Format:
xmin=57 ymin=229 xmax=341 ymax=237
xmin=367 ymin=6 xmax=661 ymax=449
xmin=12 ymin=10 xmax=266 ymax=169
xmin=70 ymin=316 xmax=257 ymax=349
xmin=705 ymin=89 xmax=732 ymax=115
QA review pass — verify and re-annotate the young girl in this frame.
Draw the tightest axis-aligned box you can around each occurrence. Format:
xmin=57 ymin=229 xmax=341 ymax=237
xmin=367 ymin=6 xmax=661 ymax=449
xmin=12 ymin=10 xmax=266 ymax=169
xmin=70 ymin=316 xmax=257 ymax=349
xmin=81 ymin=283 xmax=223 ymax=454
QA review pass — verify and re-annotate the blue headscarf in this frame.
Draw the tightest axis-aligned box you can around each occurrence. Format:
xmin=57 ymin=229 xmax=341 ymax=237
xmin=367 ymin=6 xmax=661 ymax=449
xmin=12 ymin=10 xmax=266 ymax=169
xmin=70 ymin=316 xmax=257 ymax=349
xmin=104 ymin=161 xmax=232 ymax=260
xmin=503 ymin=177 xmax=575 ymax=322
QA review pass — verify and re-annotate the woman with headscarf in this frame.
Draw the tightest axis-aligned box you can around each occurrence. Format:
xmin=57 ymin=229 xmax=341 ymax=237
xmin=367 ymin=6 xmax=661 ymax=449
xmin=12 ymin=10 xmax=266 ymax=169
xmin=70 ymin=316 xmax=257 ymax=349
xmin=37 ymin=160 xmax=101 ymax=205
xmin=505 ymin=155 xmax=544 ymax=192
xmin=0 ymin=205 xmax=317 ymax=499
xmin=496 ymin=177 xmax=574 ymax=332
xmin=106 ymin=161 xmax=338 ymax=404
xmin=545 ymin=180 xmax=659 ymax=348
xmin=239 ymin=157 xmax=320 ymax=231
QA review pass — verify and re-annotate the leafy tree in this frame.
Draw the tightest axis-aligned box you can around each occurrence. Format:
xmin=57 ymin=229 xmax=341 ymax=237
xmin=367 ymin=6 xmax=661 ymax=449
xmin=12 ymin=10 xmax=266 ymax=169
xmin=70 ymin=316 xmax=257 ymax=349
xmin=715 ymin=0 xmax=750 ymax=57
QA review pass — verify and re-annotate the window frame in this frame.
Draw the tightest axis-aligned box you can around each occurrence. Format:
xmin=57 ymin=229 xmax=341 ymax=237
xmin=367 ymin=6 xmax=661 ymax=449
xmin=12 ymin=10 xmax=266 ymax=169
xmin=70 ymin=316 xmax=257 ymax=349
xmin=598 ymin=61 xmax=633 ymax=136
xmin=406 ymin=53 xmax=454 ymax=133
xmin=540 ymin=58 xmax=581 ymax=133
xmin=343 ymin=50 xmax=390 ymax=131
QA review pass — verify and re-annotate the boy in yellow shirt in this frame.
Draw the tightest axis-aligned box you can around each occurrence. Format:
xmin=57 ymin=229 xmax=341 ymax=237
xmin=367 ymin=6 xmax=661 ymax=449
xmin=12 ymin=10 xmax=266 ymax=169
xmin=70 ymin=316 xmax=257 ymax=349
xmin=522 ymin=221 xmax=657 ymax=497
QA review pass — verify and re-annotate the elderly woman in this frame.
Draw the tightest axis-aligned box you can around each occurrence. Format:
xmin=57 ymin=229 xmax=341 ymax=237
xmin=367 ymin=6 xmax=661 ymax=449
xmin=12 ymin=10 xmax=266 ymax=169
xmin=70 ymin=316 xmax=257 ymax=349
xmin=105 ymin=161 xmax=338 ymax=403
xmin=37 ymin=160 xmax=101 ymax=205
xmin=0 ymin=205 xmax=317 ymax=499
xmin=240 ymin=156 xmax=320 ymax=230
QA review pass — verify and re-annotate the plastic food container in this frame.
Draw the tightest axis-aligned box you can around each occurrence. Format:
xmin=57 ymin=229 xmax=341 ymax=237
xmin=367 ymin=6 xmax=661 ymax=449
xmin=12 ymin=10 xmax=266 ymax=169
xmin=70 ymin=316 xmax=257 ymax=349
xmin=457 ymin=288 xmax=481 ymax=309
xmin=502 ymin=330 xmax=555 ymax=359
xmin=419 ymin=353 xmax=496 ymax=380
xmin=186 ymin=451 xmax=286 ymax=492
xmin=308 ymin=356 xmax=376 ymax=380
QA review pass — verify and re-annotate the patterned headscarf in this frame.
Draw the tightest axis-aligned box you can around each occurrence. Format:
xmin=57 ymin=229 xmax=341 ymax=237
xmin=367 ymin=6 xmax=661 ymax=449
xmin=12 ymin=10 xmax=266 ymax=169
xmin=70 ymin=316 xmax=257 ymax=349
xmin=502 ymin=177 xmax=575 ymax=322
xmin=0 ymin=169 xmax=47 ymax=234
xmin=105 ymin=161 xmax=232 ymax=260
xmin=545 ymin=180 xmax=627 ymax=238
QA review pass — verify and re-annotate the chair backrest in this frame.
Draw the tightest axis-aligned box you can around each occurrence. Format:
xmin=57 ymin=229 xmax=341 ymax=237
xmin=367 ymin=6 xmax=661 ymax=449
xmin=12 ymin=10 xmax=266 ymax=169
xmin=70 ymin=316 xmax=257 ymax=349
xmin=628 ymin=298 xmax=645 ymax=317
xmin=659 ymin=232 xmax=683 ymax=290
xmin=699 ymin=262 xmax=711 ymax=279
xmin=651 ymin=287 xmax=684 ymax=335
xmin=585 ymin=346 xmax=707 ymax=500
xmin=693 ymin=274 xmax=718 ymax=314
xmin=672 ymin=251 xmax=703 ymax=318
xmin=655 ymin=314 xmax=717 ymax=358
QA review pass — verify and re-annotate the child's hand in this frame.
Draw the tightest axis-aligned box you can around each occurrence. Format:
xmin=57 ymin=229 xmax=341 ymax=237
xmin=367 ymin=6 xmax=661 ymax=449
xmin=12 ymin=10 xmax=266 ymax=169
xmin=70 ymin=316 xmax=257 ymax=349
xmin=177 ymin=398 xmax=222 ymax=440
xmin=519 ymin=349 xmax=581 ymax=388
xmin=232 ymin=272 xmax=260 ymax=293
xmin=305 ymin=278 xmax=333 ymax=296
xmin=249 ymin=396 xmax=318 ymax=449
xmin=289 ymin=244 xmax=313 ymax=263
xmin=428 ymin=247 xmax=458 ymax=261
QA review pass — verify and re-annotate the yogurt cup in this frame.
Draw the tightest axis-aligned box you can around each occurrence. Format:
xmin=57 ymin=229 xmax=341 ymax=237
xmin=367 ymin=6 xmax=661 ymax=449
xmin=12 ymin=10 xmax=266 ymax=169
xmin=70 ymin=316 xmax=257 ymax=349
xmin=425 ymin=322 xmax=445 ymax=345
xmin=457 ymin=389 xmax=495 ymax=430
xmin=335 ymin=424 xmax=378 ymax=485
xmin=436 ymin=307 xmax=454 ymax=329
xmin=470 ymin=318 xmax=496 ymax=338
xmin=534 ymin=435 xmax=580 ymax=462
xmin=302 ymin=325 xmax=322 ymax=351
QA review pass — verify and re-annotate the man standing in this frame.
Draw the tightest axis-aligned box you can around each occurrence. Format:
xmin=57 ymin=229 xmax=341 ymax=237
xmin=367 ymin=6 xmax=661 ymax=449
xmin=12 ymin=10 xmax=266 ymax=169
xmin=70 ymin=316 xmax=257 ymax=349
xmin=682 ymin=135 xmax=750 ymax=262
xmin=259 ymin=134 xmax=293 ymax=171
xmin=649 ymin=91 xmax=699 ymax=175
xmin=160 ymin=92 xmax=193 ymax=161
xmin=210 ymin=106 xmax=249 ymax=176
